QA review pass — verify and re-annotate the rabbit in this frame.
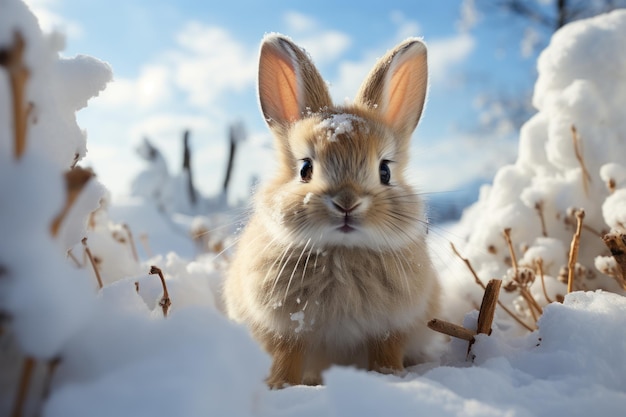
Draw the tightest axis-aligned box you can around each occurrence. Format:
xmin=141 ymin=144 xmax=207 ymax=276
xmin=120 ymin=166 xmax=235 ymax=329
xmin=223 ymin=33 xmax=443 ymax=389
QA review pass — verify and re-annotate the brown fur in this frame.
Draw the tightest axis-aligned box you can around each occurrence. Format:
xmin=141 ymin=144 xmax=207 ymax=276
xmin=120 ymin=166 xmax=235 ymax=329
xmin=224 ymin=34 xmax=443 ymax=388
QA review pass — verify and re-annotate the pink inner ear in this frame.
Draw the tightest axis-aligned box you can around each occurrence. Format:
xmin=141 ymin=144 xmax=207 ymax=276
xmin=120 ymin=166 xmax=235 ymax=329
xmin=383 ymin=50 xmax=427 ymax=136
xmin=259 ymin=48 xmax=301 ymax=124
xmin=385 ymin=64 xmax=412 ymax=126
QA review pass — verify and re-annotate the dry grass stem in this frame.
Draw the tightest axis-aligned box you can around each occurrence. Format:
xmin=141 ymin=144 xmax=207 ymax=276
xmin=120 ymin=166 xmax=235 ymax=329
xmin=607 ymin=178 xmax=616 ymax=194
xmin=582 ymin=224 xmax=604 ymax=238
xmin=503 ymin=229 xmax=544 ymax=320
xmin=149 ymin=266 xmax=171 ymax=317
xmin=601 ymin=231 xmax=626 ymax=290
xmin=0 ymin=32 xmax=30 ymax=160
xmin=476 ymin=279 xmax=502 ymax=336
xmin=427 ymin=319 xmax=476 ymax=342
xmin=51 ymin=167 xmax=95 ymax=237
xmin=567 ymin=209 xmax=585 ymax=294
xmin=11 ymin=356 xmax=35 ymax=417
xmin=502 ymin=228 xmax=519 ymax=277
xmin=82 ymin=238 xmax=103 ymax=289
xmin=122 ymin=224 xmax=139 ymax=262
xmin=520 ymin=289 xmax=540 ymax=322
xmin=41 ymin=358 xmax=61 ymax=402
xmin=450 ymin=242 xmax=535 ymax=332
xmin=536 ymin=259 xmax=553 ymax=304
xmin=134 ymin=281 xmax=140 ymax=293
xmin=450 ymin=242 xmax=483 ymax=288
xmin=571 ymin=125 xmax=592 ymax=197
xmin=467 ymin=280 xmax=503 ymax=357
xmin=66 ymin=249 xmax=82 ymax=267
xmin=535 ymin=202 xmax=548 ymax=237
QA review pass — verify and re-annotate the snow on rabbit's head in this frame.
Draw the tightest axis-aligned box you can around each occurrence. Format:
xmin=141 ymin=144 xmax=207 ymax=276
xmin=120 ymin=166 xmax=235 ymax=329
xmin=255 ymin=33 xmax=429 ymax=250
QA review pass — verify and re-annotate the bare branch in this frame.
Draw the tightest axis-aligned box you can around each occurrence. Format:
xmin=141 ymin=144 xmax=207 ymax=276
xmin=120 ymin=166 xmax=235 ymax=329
xmin=0 ymin=32 xmax=30 ymax=160
xmin=82 ymin=238 xmax=103 ymax=289
xmin=149 ymin=266 xmax=172 ymax=317
xmin=428 ymin=319 xmax=476 ymax=342
xmin=567 ymin=209 xmax=585 ymax=294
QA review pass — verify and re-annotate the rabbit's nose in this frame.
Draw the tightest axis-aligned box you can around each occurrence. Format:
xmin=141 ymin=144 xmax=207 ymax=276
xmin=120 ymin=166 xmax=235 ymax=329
xmin=330 ymin=188 xmax=362 ymax=214
xmin=331 ymin=199 xmax=361 ymax=214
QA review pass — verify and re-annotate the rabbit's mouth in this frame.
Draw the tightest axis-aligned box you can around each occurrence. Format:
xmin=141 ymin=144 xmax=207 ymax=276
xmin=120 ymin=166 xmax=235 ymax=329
xmin=336 ymin=216 xmax=357 ymax=233
xmin=337 ymin=223 xmax=356 ymax=234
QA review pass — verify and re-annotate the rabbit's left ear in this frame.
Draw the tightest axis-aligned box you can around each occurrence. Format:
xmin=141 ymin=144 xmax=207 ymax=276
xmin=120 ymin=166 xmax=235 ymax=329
xmin=355 ymin=38 xmax=428 ymax=140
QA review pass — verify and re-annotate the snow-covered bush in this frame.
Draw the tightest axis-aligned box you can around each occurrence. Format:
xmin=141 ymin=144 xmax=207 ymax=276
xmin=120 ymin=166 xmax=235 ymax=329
xmin=450 ymin=10 xmax=626 ymax=331
xmin=0 ymin=1 xmax=266 ymax=416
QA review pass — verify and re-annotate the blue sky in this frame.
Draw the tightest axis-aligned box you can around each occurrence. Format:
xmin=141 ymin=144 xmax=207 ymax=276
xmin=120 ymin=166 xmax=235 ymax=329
xmin=25 ymin=0 xmax=540 ymax=203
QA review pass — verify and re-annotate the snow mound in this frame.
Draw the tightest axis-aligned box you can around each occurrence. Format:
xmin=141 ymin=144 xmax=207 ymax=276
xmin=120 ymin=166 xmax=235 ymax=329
xmin=450 ymin=10 xmax=626 ymax=328
xmin=261 ymin=291 xmax=626 ymax=417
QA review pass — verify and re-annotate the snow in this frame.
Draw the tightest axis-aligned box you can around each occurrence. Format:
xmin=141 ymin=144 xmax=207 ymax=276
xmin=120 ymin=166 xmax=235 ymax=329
xmin=316 ymin=113 xmax=366 ymax=142
xmin=2 ymin=1 xmax=626 ymax=417
xmin=450 ymin=9 xmax=626 ymax=326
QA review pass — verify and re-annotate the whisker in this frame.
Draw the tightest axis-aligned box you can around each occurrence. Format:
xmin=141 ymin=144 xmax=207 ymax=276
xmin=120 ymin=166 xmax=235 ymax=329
xmin=269 ymin=242 xmax=294 ymax=300
xmin=299 ymin=241 xmax=316 ymax=297
xmin=284 ymin=238 xmax=311 ymax=304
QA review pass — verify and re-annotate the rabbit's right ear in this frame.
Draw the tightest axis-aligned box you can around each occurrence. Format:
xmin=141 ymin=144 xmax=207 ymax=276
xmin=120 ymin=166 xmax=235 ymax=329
xmin=258 ymin=34 xmax=332 ymax=128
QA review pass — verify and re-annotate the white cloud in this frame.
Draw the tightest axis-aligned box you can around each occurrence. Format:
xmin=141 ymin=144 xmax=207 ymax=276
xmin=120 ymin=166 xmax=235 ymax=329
xmin=332 ymin=51 xmax=380 ymax=103
xmin=390 ymin=10 xmax=423 ymax=41
xmin=171 ymin=22 xmax=257 ymax=107
xmin=298 ymin=31 xmax=351 ymax=65
xmin=457 ymin=0 xmax=481 ymax=32
xmin=426 ymin=33 xmax=475 ymax=85
xmin=93 ymin=22 xmax=256 ymax=112
xmin=329 ymin=14 xmax=474 ymax=102
xmin=99 ymin=65 xmax=172 ymax=109
xmin=284 ymin=11 xmax=317 ymax=33
xmin=282 ymin=11 xmax=351 ymax=65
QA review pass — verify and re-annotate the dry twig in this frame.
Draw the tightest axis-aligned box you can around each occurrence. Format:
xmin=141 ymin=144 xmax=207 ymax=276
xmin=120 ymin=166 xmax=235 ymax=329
xmin=476 ymin=279 xmax=502 ymax=336
xmin=82 ymin=238 xmax=103 ymax=289
xmin=502 ymin=230 xmax=544 ymax=320
xmin=11 ymin=357 xmax=35 ymax=417
xmin=428 ymin=279 xmax=503 ymax=358
xmin=502 ymin=228 xmax=519 ymax=277
xmin=450 ymin=243 xmax=535 ymax=332
xmin=0 ymin=31 xmax=30 ymax=160
xmin=467 ymin=279 xmax=502 ymax=355
xmin=41 ymin=358 xmax=61 ymax=402
xmin=149 ymin=266 xmax=171 ymax=317
xmin=427 ymin=319 xmax=475 ymax=342
xmin=535 ymin=202 xmax=548 ymax=237
xmin=122 ymin=223 xmax=139 ymax=262
xmin=601 ymin=231 xmax=626 ymax=290
xmin=536 ymin=259 xmax=553 ymax=304
xmin=567 ymin=209 xmax=585 ymax=294
xmin=66 ymin=249 xmax=82 ymax=267
xmin=571 ymin=125 xmax=592 ymax=197
xmin=50 ymin=167 xmax=95 ymax=237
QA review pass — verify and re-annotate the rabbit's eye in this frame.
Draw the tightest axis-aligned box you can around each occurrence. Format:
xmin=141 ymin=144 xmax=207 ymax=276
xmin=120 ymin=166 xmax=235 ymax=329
xmin=300 ymin=159 xmax=313 ymax=182
xmin=380 ymin=160 xmax=391 ymax=185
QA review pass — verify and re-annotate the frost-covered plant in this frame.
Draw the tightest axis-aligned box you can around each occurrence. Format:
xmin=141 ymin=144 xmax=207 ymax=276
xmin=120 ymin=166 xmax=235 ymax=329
xmin=0 ymin=0 xmax=111 ymax=414
xmin=450 ymin=10 xmax=626 ymax=333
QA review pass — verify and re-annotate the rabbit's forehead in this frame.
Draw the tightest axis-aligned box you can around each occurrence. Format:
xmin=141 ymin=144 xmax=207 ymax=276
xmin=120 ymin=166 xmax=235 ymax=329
xmin=290 ymin=114 xmax=396 ymax=160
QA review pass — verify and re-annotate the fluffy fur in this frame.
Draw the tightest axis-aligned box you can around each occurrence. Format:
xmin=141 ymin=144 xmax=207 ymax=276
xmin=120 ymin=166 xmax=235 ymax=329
xmin=224 ymin=33 xmax=442 ymax=388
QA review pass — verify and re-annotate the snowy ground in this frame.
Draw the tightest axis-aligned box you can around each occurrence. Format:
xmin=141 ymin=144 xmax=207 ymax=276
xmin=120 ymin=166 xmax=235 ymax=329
xmin=1 ymin=1 xmax=626 ymax=416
